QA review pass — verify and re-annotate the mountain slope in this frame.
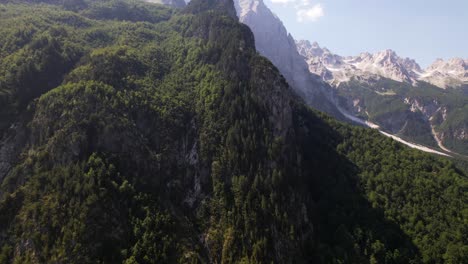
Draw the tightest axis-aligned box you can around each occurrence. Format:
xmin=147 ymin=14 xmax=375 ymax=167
xmin=0 ymin=0 xmax=466 ymax=263
xmin=233 ymin=0 xmax=342 ymax=118
xmin=297 ymin=40 xmax=468 ymax=156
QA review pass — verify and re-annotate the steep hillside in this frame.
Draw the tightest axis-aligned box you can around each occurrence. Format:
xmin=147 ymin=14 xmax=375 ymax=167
xmin=0 ymin=0 xmax=466 ymax=263
xmin=233 ymin=0 xmax=342 ymax=118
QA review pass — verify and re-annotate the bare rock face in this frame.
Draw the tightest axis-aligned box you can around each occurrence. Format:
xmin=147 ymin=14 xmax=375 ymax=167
xmin=297 ymin=40 xmax=468 ymax=89
xmin=297 ymin=41 xmax=426 ymax=85
xmin=349 ymin=49 xmax=422 ymax=83
xmin=233 ymin=0 xmax=342 ymax=117
xmin=420 ymin=58 xmax=468 ymax=88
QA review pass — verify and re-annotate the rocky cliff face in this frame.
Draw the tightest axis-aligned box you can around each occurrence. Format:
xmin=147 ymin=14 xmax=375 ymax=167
xmin=233 ymin=0 xmax=342 ymax=117
xmin=234 ymin=0 xmax=309 ymax=90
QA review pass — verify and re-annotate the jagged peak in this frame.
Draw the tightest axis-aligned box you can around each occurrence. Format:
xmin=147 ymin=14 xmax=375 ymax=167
xmin=298 ymin=39 xmax=467 ymax=88
xmin=297 ymin=41 xmax=426 ymax=85
xmin=295 ymin=39 xmax=311 ymax=46
xmin=377 ymin=49 xmax=397 ymax=57
xmin=234 ymin=0 xmax=270 ymax=19
xmin=358 ymin=51 xmax=372 ymax=58
xmin=426 ymin=57 xmax=468 ymax=70
xmin=296 ymin=40 xmax=323 ymax=51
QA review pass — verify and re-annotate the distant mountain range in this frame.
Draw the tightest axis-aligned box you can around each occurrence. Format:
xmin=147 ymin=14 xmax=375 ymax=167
xmin=296 ymin=40 xmax=468 ymax=155
xmin=297 ymin=40 xmax=468 ymax=89
xmin=231 ymin=0 xmax=467 ymax=156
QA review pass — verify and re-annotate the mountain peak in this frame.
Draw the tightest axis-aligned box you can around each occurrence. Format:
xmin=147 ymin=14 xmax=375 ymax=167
xmin=448 ymin=58 xmax=467 ymax=68
xmin=234 ymin=1 xmax=342 ymax=116
xmin=421 ymin=57 xmax=468 ymax=88
xmin=297 ymin=39 xmax=327 ymax=58
xmin=298 ymin=42 xmax=425 ymax=84
xmin=380 ymin=49 xmax=397 ymax=56
xmin=298 ymin=41 xmax=467 ymax=88
xmin=235 ymin=0 xmax=264 ymax=18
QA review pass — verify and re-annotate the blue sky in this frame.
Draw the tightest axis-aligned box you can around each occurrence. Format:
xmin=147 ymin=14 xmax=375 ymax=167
xmin=264 ymin=0 xmax=468 ymax=67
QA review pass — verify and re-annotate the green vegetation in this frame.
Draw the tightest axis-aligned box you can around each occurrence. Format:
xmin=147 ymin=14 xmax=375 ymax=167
xmin=337 ymin=78 xmax=468 ymax=155
xmin=335 ymin=122 xmax=468 ymax=263
xmin=0 ymin=0 xmax=466 ymax=263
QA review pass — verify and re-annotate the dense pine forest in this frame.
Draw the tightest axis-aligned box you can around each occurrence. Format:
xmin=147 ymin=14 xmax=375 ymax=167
xmin=0 ymin=0 xmax=466 ymax=263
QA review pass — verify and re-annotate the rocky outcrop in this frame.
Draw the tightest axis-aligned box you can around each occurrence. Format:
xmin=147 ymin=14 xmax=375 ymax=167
xmin=233 ymin=0 xmax=342 ymax=117
xmin=404 ymin=98 xmax=441 ymax=120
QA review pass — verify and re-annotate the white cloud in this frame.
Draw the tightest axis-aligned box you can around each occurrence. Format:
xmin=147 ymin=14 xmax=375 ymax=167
xmin=269 ymin=0 xmax=324 ymax=22
xmin=270 ymin=0 xmax=296 ymax=4
xmin=294 ymin=0 xmax=312 ymax=8
xmin=297 ymin=3 xmax=324 ymax=22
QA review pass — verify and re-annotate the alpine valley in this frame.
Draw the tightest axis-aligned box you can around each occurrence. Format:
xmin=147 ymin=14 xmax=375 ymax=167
xmin=296 ymin=40 xmax=468 ymax=156
xmin=232 ymin=0 xmax=467 ymax=158
xmin=0 ymin=0 xmax=466 ymax=264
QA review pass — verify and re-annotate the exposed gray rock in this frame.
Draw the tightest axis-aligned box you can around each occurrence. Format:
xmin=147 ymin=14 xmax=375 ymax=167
xmin=297 ymin=40 xmax=425 ymax=85
xmin=297 ymin=40 xmax=468 ymax=89
xmin=233 ymin=0 xmax=342 ymax=117
xmin=421 ymin=58 xmax=468 ymax=88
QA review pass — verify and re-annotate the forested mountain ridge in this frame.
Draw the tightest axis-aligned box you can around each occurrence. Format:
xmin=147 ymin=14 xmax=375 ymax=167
xmin=0 ymin=0 xmax=466 ymax=263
